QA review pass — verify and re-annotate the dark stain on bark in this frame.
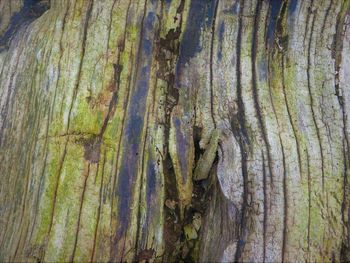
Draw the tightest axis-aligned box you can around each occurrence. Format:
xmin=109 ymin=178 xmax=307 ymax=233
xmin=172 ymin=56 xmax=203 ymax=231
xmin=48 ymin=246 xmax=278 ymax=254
xmin=156 ymin=1 xmax=213 ymax=260
xmin=83 ymin=137 xmax=101 ymax=164
xmin=98 ymin=62 xmax=123 ymax=138
xmin=136 ymin=248 xmax=155 ymax=261
xmin=176 ymin=0 xmax=217 ymax=70
xmin=111 ymin=2 xmax=159 ymax=261
xmin=178 ymin=127 xmax=218 ymax=262
xmin=174 ymin=117 xmax=190 ymax=182
xmin=0 ymin=0 xmax=50 ymax=52
xmin=157 ymin=28 xmax=181 ymax=84
xmin=274 ymin=0 xmax=288 ymax=52
xmin=266 ymin=0 xmax=283 ymax=46
xmin=182 ymin=180 xmax=213 ymax=262
xmin=116 ymin=8 xmax=155 ymax=235
xmin=223 ymin=1 xmax=239 ymax=15
xmin=288 ymin=0 xmax=298 ymax=14
xmin=217 ymin=21 xmax=225 ymax=61
xmin=146 ymin=159 xmax=157 ymax=206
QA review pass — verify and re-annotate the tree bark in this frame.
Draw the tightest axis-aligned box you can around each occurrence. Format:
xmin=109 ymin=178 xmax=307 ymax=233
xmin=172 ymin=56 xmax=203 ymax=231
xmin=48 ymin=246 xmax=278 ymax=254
xmin=0 ymin=0 xmax=350 ymax=262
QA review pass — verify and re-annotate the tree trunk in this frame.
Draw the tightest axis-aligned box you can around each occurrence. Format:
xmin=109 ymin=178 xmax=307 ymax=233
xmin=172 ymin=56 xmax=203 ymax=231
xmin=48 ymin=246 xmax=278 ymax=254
xmin=1 ymin=0 xmax=350 ymax=262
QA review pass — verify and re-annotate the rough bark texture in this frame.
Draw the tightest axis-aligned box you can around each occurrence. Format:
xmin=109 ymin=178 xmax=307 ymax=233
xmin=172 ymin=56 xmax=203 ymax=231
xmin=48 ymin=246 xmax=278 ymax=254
xmin=0 ymin=0 xmax=350 ymax=262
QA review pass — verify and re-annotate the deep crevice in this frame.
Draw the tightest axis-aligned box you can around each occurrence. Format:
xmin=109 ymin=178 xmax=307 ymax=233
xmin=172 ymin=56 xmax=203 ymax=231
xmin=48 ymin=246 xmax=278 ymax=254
xmin=233 ymin=1 xmax=251 ymax=261
xmin=159 ymin=1 xmax=186 ymax=261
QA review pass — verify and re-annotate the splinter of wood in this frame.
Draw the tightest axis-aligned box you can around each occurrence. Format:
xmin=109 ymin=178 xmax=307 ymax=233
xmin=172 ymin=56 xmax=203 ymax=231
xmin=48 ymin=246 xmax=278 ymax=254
xmin=193 ymin=129 xmax=220 ymax=181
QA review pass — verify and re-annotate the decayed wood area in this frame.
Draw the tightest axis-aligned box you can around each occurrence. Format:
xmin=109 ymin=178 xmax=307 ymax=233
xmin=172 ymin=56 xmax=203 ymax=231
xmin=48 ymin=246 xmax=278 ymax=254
xmin=0 ymin=0 xmax=350 ymax=262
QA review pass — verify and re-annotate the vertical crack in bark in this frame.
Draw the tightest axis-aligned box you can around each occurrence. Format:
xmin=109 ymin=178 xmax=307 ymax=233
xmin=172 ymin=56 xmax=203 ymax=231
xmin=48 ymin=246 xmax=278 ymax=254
xmin=106 ymin=0 xmax=132 ymax=258
xmin=110 ymin=0 xmax=160 ymax=261
xmin=133 ymin=2 xmax=166 ymax=255
xmin=306 ymin=149 xmax=311 ymax=262
xmin=96 ymin=1 xmax=132 ymax=229
xmin=20 ymin=20 xmax=55 ymax=249
xmin=320 ymin=0 xmax=333 ymax=44
xmin=14 ymin=79 xmax=44 ymax=260
xmin=265 ymin=3 xmax=298 ymax=259
xmin=109 ymin=45 xmax=135 ymax=259
xmin=98 ymin=0 xmax=129 ymax=140
xmin=273 ymin=0 xmax=304 ymax=180
xmin=119 ymin=0 xmax=150 ymax=257
xmin=233 ymin=1 xmax=250 ymax=261
xmin=209 ymin=0 xmax=219 ymax=129
xmin=28 ymin=2 xmax=69 ymax=249
xmin=110 ymin=47 xmax=134 ymax=233
xmin=112 ymin=13 xmax=147 ymax=263
xmin=98 ymin=61 xmax=122 ymax=138
xmin=70 ymin=163 xmax=91 ymax=262
xmin=134 ymin=125 xmax=150 ymax=261
xmin=281 ymin=138 xmax=288 ymax=263
xmin=29 ymin=107 xmax=50 ymax=242
xmin=65 ymin=0 xmax=93 ymax=134
xmin=45 ymin=1 xmax=93 ymax=259
xmin=281 ymin=57 xmax=302 ymax=178
xmin=303 ymin=0 xmax=313 ymax=48
xmin=91 ymin=149 xmax=106 ymax=262
xmin=262 ymin=151 xmax=267 ymax=262
xmin=306 ymin=8 xmax=325 ymax=192
xmin=7 ymin=36 xmax=39 ymax=257
xmin=45 ymin=139 xmax=68 ymax=260
xmin=252 ymin=0 xmax=275 ymax=188
xmin=156 ymin=1 xmax=188 ymax=261
xmin=0 ymin=31 xmax=27 ymax=147
xmin=333 ymin=1 xmax=348 ymax=99
xmin=104 ymin=0 xmax=130 ymax=232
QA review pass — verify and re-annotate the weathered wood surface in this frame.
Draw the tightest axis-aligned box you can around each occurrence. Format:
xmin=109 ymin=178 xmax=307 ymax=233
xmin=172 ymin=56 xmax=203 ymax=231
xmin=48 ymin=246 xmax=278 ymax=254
xmin=0 ymin=0 xmax=350 ymax=262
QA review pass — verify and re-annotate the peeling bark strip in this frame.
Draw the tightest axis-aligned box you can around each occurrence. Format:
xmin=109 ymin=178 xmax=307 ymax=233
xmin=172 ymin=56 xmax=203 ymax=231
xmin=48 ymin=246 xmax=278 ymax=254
xmin=1 ymin=0 xmax=350 ymax=262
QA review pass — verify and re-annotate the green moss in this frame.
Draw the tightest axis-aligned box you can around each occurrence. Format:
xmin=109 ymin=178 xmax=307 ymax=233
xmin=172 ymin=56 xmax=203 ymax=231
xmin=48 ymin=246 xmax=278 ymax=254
xmin=44 ymin=142 xmax=85 ymax=261
xmin=126 ymin=25 xmax=139 ymax=42
xmin=68 ymin=97 xmax=103 ymax=135
xmin=32 ymin=140 xmax=65 ymax=245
